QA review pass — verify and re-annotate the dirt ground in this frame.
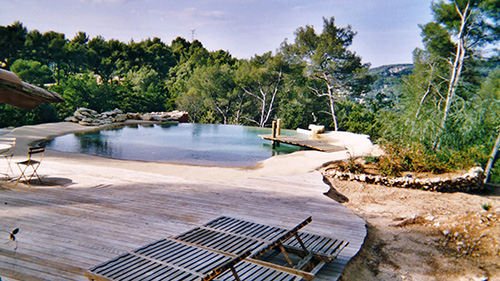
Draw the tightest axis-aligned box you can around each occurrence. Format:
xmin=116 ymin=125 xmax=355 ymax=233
xmin=320 ymin=167 xmax=500 ymax=281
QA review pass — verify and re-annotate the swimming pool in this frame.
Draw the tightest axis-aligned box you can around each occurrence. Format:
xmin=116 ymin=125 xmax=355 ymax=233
xmin=43 ymin=123 xmax=305 ymax=167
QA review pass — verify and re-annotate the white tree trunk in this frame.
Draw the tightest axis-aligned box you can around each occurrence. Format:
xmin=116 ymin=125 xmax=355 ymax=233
xmin=434 ymin=1 xmax=469 ymax=149
xmin=242 ymin=70 xmax=282 ymax=128
xmin=329 ymin=93 xmax=338 ymax=131
xmin=484 ymin=130 xmax=500 ymax=184
xmin=322 ymin=72 xmax=338 ymax=131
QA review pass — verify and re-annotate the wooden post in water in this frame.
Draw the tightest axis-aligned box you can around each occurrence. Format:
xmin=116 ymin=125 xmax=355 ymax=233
xmin=271 ymin=121 xmax=277 ymax=149
xmin=277 ymin=119 xmax=282 ymax=136
xmin=276 ymin=119 xmax=281 ymax=147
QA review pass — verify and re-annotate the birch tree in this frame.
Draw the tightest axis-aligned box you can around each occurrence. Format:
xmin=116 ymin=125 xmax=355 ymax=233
xmin=236 ymin=52 xmax=286 ymax=127
xmin=428 ymin=0 xmax=500 ymax=149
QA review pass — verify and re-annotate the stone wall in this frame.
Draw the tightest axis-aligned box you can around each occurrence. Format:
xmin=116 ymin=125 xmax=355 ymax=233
xmin=324 ymin=167 xmax=485 ymax=192
xmin=65 ymin=108 xmax=189 ymax=126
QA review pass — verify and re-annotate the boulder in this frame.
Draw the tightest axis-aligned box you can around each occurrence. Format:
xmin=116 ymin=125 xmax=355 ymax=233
xmin=308 ymin=124 xmax=325 ymax=133
xmin=65 ymin=107 xmax=189 ymax=126
xmin=114 ymin=114 xmax=127 ymax=122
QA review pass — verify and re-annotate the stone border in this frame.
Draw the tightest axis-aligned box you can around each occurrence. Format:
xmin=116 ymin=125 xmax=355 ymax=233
xmin=64 ymin=107 xmax=189 ymax=126
xmin=324 ymin=167 xmax=485 ymax=192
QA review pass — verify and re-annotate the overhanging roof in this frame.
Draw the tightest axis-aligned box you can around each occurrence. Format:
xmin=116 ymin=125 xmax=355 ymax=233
xmin=0 ymin=68 xmax=64 ymax=110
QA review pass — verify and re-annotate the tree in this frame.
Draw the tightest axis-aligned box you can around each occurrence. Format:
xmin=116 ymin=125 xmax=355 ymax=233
xmin=379 ymin=1 xmax=500 ymax=177
xmin=63 ymin=31 xmax=90 ymax=74
xmin=0 ymin=22 xmax=27 ymax=68
xmin=122 ymin=66 xmax=167 ymax=113
xmin=186 ymin=64 xmax=239 ymax=124
xmin=425 ymin=0 xmax=500 ymax=148
xmin=236 ymin=52 xmax=287 ymax=127
xmin=285 ymin=17 xmax=372 ymax=130
xmin=10 ymin=59 xmax=54 ymax=86
xmin=478 ymin=68 xmax=500 ymax=183
xmin=50 ymin=73 xmax=117 ymax=118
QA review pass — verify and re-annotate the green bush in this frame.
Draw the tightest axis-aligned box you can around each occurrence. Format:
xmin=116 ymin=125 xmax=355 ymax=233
xmin=374 ymin=141 xmax=482 ymax=177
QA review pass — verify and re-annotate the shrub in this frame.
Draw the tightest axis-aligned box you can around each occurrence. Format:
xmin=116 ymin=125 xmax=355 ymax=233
xmin=374 ymin=141 xmax=481 ymax=177
xmin=336 ymin=156 xmax=365 ymax=174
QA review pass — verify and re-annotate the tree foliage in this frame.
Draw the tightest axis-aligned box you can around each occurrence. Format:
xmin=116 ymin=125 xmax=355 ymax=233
xmin=381 ymin=0 xmax=500 ymax=178
xmin=0 ymin=19 xmax=377 ymax=132
xmin=283 ymin=17 xmax=373 ymax=130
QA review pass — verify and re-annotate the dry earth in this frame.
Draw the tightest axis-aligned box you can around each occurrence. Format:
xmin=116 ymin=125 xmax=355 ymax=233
xmin=320 ymin=166 xmax=500 ymax=281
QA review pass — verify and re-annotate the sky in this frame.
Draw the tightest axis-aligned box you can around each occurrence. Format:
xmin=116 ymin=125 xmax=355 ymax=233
xmin=1 ymin=0 xmax=433 ymax=67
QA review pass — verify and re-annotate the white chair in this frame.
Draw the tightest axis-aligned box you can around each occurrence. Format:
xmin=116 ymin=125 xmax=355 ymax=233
xmin=0 ymin=137 xmax=16 ymax=176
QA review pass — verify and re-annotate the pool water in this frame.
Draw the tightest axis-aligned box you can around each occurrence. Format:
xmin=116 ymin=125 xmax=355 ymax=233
xmin=43 ymin=123 xmax=305 ymax=167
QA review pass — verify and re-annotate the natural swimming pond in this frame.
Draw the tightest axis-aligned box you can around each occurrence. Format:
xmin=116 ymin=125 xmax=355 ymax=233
xmin=43 ymin=123 xmax=305 ymax=167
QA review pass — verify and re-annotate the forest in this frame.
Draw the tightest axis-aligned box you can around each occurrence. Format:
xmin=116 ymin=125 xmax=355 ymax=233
xmin=1 ymin=0 xmax=500 ymax=182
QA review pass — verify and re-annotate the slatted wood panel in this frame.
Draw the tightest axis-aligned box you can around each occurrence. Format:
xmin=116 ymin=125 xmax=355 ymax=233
xmin=217 ymin=261 xmax=302 ymax=281
xmin=201 ymin=217 xmax=347 ymax=260
xmin=204 ymin=217 xmax=288 ymax=241
xmin=283 ymin=233 xmax=346 ymax=259
xmin=88 ymin=252 xmax=200 ymax=281
xmin=175 ymin=227 xmax=266 ymax=255
xmin=88 ymin=239 xmax=227 ymax=281
xmin=87 ymin=238 xmax=304 ymax=281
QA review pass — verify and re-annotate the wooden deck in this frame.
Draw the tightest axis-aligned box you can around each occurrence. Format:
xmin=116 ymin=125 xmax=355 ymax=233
xmin=0 ymin=170 xmax=366 ymax=281
xmin=260 ymin=135 xmax=346 ymax=153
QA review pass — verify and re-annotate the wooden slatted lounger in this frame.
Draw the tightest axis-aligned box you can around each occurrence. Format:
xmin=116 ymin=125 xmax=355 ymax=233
xmin=86 ymin=216 xmax=347 ymax=281
xmin=175 ymin=216 xmax=348 ymax=280
xmin=202 ymin=216 xmax=348 ymax=261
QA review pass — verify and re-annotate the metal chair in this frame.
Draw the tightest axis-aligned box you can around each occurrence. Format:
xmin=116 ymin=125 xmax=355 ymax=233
xmin=0 ymin=137 xmax=16 ymax=176
xmin=15 ymin=146 xmax=45 ymax=187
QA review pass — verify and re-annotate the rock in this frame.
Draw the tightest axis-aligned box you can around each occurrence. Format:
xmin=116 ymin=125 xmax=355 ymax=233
xmin=114 ymin=114 xmax=127 ymax=122
xmin=140 ymin=114 xmax=154 ymax=121
xmin=100 ymin=110 xmax=118 ymax=117
xmin=73 ymin=112 xmax=85 ymax=120
xmin=166 ymin=110 xmax=189 ymax=123
xmin=64 ymin=116 xmax=79 ymax=122
xmin=127 ymin=113 xmax=142 ymax=120
xmin=308 ymin=124 xmax=325 ymax=133
xmin=359 ymin=174 xmax=366 ymax=182
xmin=65 ymin=107 xmax=189 ymax=126
xmin=76 ymin=107 xmax=98 ymax=117
xmin=78 ymin=120 xmax=93 ymax=126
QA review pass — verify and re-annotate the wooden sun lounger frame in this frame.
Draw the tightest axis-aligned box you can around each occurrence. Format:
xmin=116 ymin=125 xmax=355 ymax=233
xmin=86 ymin=216 xmax=347 ymax=281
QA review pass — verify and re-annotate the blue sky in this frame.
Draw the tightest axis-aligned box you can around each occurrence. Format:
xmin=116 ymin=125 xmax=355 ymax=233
xmin=1 ymin=0 xmax=433 ymax=67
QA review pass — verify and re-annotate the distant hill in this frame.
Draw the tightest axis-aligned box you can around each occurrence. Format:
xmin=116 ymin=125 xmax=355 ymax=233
xmin=370 ymin=63 xmax=414 ymax=76
xmin=367 ymin=63 xmax=414 ymax=98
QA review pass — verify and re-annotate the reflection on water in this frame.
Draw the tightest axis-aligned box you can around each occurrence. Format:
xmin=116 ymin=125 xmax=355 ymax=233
xmin=43 ymin=123 xmax=305 ymax=167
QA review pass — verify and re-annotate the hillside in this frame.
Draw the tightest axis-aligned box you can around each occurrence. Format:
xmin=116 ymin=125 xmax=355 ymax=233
xmin=368 ymin=63 xmax=414 ymax=98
